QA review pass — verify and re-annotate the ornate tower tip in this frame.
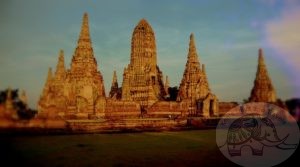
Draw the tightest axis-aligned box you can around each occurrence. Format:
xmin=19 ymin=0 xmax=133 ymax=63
xmin=136 ymin=18 xmax=152 ymax=28
xmin=56 ymin=49 xmax=65 ymax=77
xmin=134 ymin=18 xmax=153 ymax=33
xmin=259 ymin=48 xmax=263 ymax=56
xmin=83 ymin=12 xmax=88 ymax=18
xmin=79 ymin=12 xmax=90 ymax=39
xmin=139 ymin=18 xmax=148 ymax=23
xmin=258 ymin=48 xmax=265 ymax=65
xmin=189 ymin=33 xmax=196 ymax=44
xmin=113 ymin=70 xmax=117 ymax=82
xmin=59 ymin=49 xmax=64 ymax=55
xmin=188 ymin=33 xmax=197 ymax=54
xmin=47 ymin=67 xmax=53 ymax=81
xmin=75 ymin=11 xmax=92 ymax=51
xmin=190 ymin=33 xmax=194 ymax=39
xmin=48 ymin=67 xmax=52 ymax=75
xmin=81 ymin=12 xmax=89 ymax=27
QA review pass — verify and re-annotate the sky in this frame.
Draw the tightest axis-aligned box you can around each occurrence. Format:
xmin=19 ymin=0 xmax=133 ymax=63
xmin=0 ymin=0 xmax=300 ymax=109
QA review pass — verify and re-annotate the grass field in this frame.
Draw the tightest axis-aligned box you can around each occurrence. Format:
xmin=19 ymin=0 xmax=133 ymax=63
xmin=0 ymin=129 xmax=297 ymax=167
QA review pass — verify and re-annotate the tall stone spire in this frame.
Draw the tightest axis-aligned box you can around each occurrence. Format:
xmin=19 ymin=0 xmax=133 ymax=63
xmin=177 ymin=33 xmax=218 ymax=117
xmin=66 ymin=12 xmax=105 ymax=114
xmin=187 ymin=33 xmax=201 ymax=65
xmin=78 ymin=12 xmax=91 ymax=49
xmin=121 ymin=19 xmax=166 ymax=108
xmin=40 ymin=67 xmax=53 ymax=97
xmin=249 ymin=48 xmax=277 ymax=102
xmin=112 ymin=70 xmax=118 ymax=85
xmin=71 ymin=12 xmax=98 ymax=73
xmin=55 ymin=50 xmax=65 ymax=80
xmin=178 ymin=33 xmax=209 ymax=100
xmin=38 ymin=13 xmax=106 ymax=118
xmin=46 ymin=67 xmax=53 ymax=85
xmin=109 ymin=70 xmax=119 ymax=99
xmin=164 ymin=75 xmax=170 ymax=94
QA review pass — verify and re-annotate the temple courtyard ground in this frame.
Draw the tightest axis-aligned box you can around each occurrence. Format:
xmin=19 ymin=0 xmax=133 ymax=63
xmin=0 ymin=129 xmax=297 ymax=167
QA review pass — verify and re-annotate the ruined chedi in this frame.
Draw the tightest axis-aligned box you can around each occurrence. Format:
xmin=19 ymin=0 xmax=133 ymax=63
xmin=109 ymin=70 xmax=121 ymax=99
xmin=177 ymin=34 xmax=218 ymax=116
xmin=164 ymin=75 xmax=170 ymax=97
xmin=121 ymin=19 xmax=166 ymax=109
xmin=38 ymin=13 xmax=106 ymax=119
xmin=249 ymin=48 xmax=277 ymax=102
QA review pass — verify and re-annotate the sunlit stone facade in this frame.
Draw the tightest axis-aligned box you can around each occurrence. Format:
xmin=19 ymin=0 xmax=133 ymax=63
xmin=39 ymin=13 xmax=222 ymax=119
xmin=121 ymin=19 xmax=166 ymax=109
xmin=38 ymin=13 xmax=106 ymax=119
xmin=249 ymin=48 xmax=277 ymax=102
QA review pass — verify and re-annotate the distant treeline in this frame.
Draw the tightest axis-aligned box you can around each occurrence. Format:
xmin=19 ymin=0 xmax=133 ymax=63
xmin=0 ymin=89 xmax=36 ymax=119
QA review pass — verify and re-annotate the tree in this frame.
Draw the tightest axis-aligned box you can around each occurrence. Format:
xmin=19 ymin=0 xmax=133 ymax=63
xmin=0 ymin=88 xmax=37 ymax=119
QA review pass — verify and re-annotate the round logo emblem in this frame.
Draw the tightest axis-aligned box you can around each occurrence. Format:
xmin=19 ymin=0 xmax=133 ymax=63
xmin=216 ymin=102 xmax=299 ymax=167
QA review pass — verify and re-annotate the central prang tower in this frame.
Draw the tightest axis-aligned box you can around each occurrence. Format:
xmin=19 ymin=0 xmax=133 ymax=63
xmin=122 ymin=19 xmax=166 ymax=109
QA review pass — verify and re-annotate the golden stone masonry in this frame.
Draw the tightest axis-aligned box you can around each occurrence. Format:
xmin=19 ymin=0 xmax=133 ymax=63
xmin=249 ymin=48 xmax=277 ymax=102
xmin=36 ymin=13 xmax=277 ymax=121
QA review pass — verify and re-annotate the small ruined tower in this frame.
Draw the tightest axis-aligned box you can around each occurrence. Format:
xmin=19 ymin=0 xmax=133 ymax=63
xmin=46 ymin=67 xmax=53 ymax=85
xmin=54 ymin=50 xmax=66 ymax=81
xmin=38 ymin=50 xmax=66 ymax=114
xmin=109 ymin=70 xmax=121 ymax=99
xmin=41 ymin=67 xmax=53 ymax=97
xmin=249 ymin=48 xmax=277 ymax=102
xmin=178 ymin=33 xmax=210 ymax=100
xmin=164 ymin=75 xmax=170 ymax=95
xmin=177 ymin=33 xmax=218 ymax=117
xmin=50 ymin=50 xmax=66 ymax=97
xmin=38 ymin=67 xmax=54 ymax=111
xmin=121 ymin=19 xmax=166 ymax=108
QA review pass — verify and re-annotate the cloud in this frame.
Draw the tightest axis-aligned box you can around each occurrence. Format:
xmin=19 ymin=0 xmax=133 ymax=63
xmin=266 ymin=9 xmax=300 ymax=64
xmin=265 ymin=6 xmax=300 ymax=96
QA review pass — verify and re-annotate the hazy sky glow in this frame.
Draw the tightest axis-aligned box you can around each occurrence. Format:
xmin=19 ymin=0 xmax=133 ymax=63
xmin=1 ymin=0 xmax=300 ymax=108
